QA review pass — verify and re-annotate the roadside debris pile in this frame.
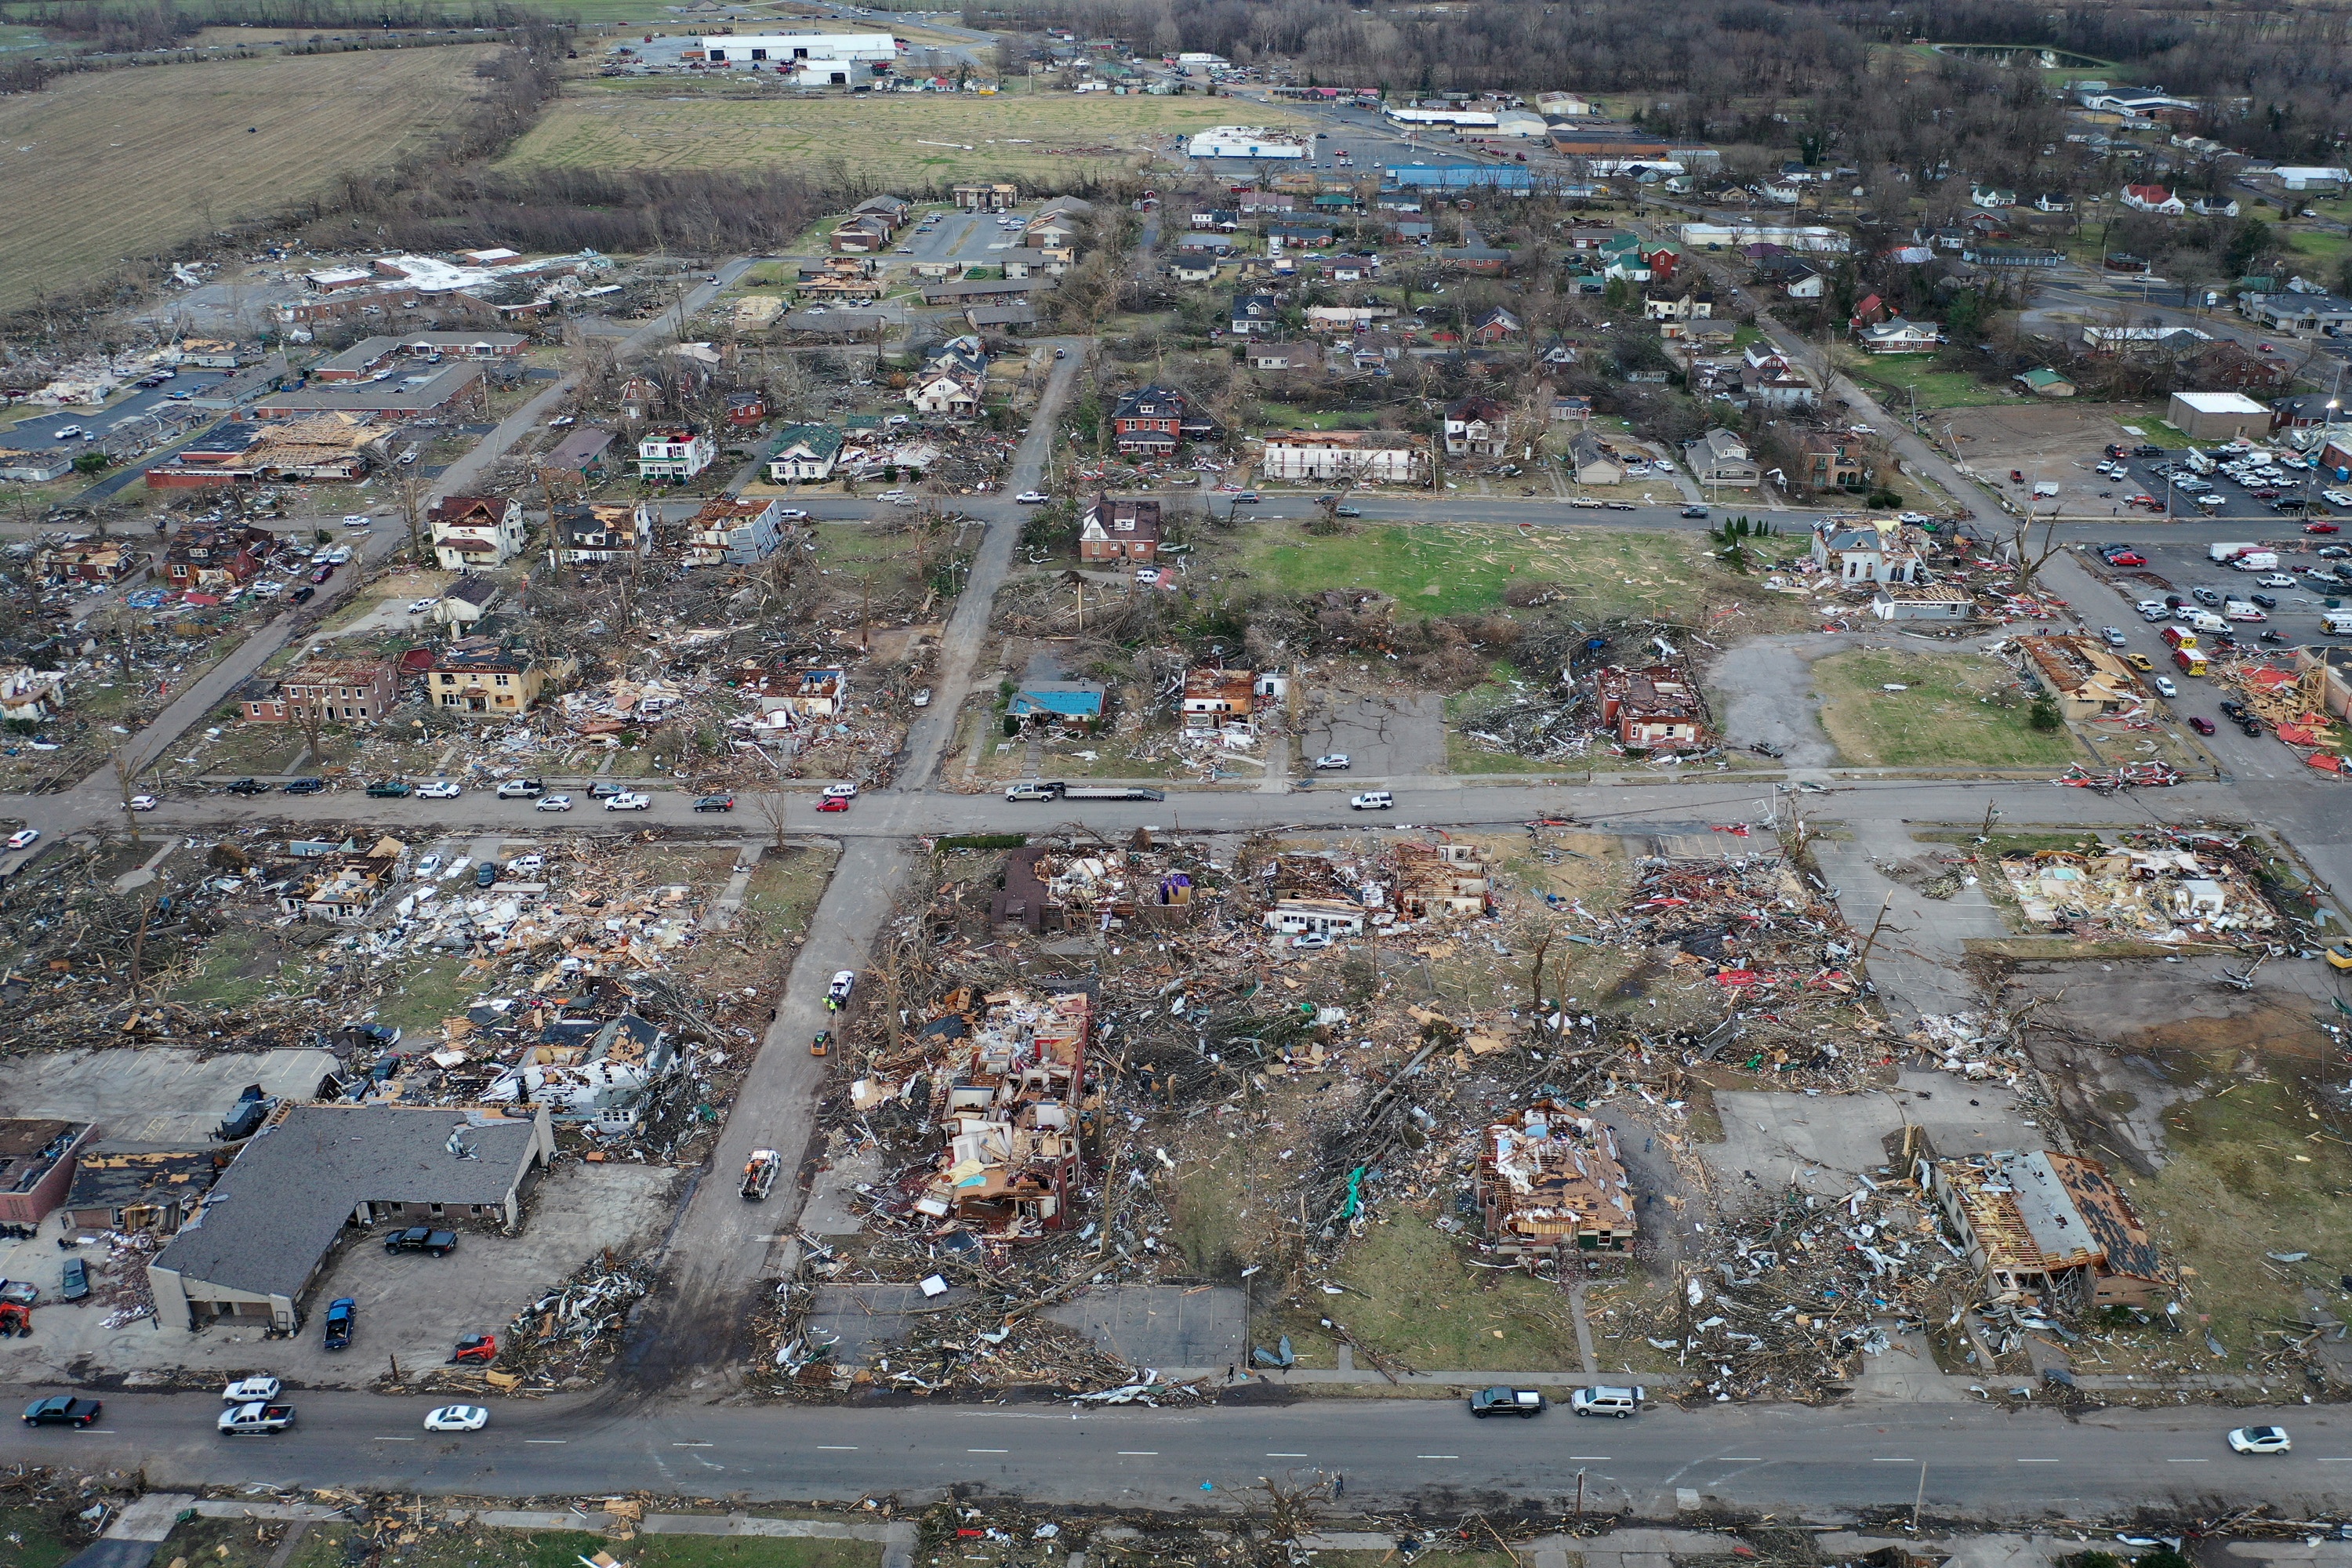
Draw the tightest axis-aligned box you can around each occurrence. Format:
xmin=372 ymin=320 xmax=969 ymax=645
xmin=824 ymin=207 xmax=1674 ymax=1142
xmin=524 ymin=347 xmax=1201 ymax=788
xmin=2054 ymin=762 xmax=2183 ymax=791
xmin=491 ymin=1254 xmax=659 ymax=1387
xmin=1997 ymin=837 xmax=2278 ymax=941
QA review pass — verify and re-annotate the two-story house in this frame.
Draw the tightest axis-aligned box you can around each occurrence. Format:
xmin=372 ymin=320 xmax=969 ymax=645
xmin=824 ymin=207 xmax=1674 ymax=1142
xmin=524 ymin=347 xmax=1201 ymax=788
xmin=1800 ymin=433 xmax=1870 ymax=490
xmin=427 ymin=637 xmax=572 ymax=720
xmin=1443 ymin=395 xmax=1511 ymax=458
xmin=1110 ymin=385 xmax=1189 ymax=457
xmin=686 ymin=496 xmax=786 ymax=567
xmin=1230 ymin=292 xmax=1283 ymax=335
xmin=1687 ymin=428 xmax=1760 ymax=488
xmin=1810 ymin=518 xmax=1923 ymax=583
xmin=163 ymin=523 xmax=274 ymax=592
xmin=1078 ymin=495 xmax=1162 ymax=563
xmin=552 ymin=501 xmax=653 ymax=564
xmin=637 ymin=424 xmax=713 ymax=484
xmin=767 ymin=423 xmax=844 ymax=483
xmin=426 ymin=495 xmax=527 ymax=573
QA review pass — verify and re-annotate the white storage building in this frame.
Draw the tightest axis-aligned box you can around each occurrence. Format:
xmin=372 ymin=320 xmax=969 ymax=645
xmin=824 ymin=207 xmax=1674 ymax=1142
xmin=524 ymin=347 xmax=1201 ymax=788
xmin=1186 ymin=125 xmax=1306 ymax=159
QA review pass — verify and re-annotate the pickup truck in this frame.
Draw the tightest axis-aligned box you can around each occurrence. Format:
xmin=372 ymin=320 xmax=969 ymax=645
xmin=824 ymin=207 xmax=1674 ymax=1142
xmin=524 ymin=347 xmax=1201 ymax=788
xmin=494 ymin=779 xmax=545 ymax=799
xmin=364 ymin=780 xmax=412 ymax=798
xmin=741 ymin=1148 xmax=781 ymax=1201
xmin=1003 ymin=781 xmax=1165 ymax=801
xmin=218 ymin=1400 xmax=297 ymax=1436
xmin=321 ymin=1296 xmax=356 ymax=1351
xmin=223 ymin=779 xmax=269 ymax=796
xmin=383 ymin=1226 xmax=457 ymax=1257
xmin=1468 ymin=1386 xmax=1546 ymax=1418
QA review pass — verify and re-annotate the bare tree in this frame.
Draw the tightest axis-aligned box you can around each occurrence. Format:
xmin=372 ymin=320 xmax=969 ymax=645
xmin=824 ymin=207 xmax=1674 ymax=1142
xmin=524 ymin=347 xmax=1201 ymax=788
xmin=753 ymin=791 xmax=792 ymax=851
xmin=2007 ymin=510 xmax=2068 ymax=596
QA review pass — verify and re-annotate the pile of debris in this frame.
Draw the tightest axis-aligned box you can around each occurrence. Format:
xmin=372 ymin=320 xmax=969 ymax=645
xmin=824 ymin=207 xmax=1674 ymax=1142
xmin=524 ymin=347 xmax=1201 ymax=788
xmin=492 ymin=1253 xmax=659 ymax=1386
xmin=1996 ymin=836 xmax=2278 ymax=941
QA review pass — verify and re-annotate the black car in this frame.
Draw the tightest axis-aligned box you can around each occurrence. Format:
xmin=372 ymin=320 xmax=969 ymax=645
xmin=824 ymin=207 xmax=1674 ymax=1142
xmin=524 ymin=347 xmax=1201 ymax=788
xmin=2252 ymin=593 xmax=2279 ymax=609
xmin=224 ymin=778 xmax=267 ymax=796
xmin=1749 ymin=740 xmax=1786 ymax=758
xmin=2133 ymin=444 xmax=2164 ymax=458
xmin=588 ymin=781 xmax=629 ymax=799
xmin=290 ymin=585 xmax=315 ymax=604
xmin=383 ymin=1226 xmax=458 ymax=1257
xmin=2242 ymin=717 xmax=2266 ymax=736
xmin=282 ymin=777 xmax=325 ymax=794
xmin=2220 ymin=698 xmax=2249 ymax=721
xmin=21 ymin=1396 xmax=101 ymax=1428
xmin=1681 ymin=505 xmax=1710 ymax=518
xmin=693 ymin=794 xmax=736 ymax=811
xmin=322 ymin=1297 xmax=356 ymax=1350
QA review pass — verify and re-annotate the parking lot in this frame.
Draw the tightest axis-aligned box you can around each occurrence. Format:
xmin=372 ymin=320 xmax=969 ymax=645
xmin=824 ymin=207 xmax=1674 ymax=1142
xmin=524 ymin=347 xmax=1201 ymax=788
xmin=2099 ymin=441 xmax=2337 ymax=525
xmin=2072 ymin=532 xmax=2352 ymax=781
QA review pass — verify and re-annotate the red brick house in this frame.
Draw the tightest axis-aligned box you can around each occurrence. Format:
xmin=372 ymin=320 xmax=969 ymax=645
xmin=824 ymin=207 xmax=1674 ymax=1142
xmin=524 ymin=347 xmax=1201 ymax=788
xmin=1110 ymin=385 xmax=1189 ymax=456
xmin=163 ymin=523 xmax=274 ymax=591
xmin=1079 ymin=495 xmax=1162 ymax=562
xmin=727 ymin=390 xmax=769 ymax=426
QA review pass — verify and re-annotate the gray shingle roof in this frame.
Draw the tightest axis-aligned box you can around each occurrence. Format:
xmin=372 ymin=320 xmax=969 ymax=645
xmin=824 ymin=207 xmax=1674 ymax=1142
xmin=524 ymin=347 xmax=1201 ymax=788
xmin=154 ymin=1105 xmax=539 ymax=1300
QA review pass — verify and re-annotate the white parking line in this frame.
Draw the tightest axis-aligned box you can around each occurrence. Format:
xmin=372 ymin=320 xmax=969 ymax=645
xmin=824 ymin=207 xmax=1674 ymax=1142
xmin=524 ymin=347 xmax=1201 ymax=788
xmin=1267 ymin=1453 xmax=1308 ymax=1457
xmin=673 ymin=1442 xmax=713 ymax=1448
xmin=2166 ymin=1458 xmax=2208 ymax=1464
xmin=817 ymin=1446 xmax=858 ymax=1451
xmin=1569 ymin=1455 xmax=1612 ymax=1461
xmin=373 ymin=1436 xmax=416 ymax=1442
xmin=1416 ymin=1454 xmax=1459 ymax=1461
xmin=1117 ymin=1451 xmax=1158 ymax=1457
xmin=969 ymin=1448 xmax=1009 ymax=1454
xmin=1719 ymin=1457 xmax=1763 ymax=1463
xmin=2016 ymin=1459 xmax=2060 ymax=1465
xmin=1871 ymin=1457 xmax=1917 ymax=1463
xmin=524 ymin=1439 xmax=567 ymax=1444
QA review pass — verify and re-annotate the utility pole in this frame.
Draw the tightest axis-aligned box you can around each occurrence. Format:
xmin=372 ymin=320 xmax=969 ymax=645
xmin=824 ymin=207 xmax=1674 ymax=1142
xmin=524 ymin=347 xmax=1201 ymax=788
xmin=1911 ymin=1460 xmax=1926 ymax=1533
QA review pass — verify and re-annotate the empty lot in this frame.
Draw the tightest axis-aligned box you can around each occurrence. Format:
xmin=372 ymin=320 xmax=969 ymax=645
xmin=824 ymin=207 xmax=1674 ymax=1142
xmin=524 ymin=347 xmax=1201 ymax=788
xmin=499 ymin=83 xmax=1302 ymax=185
xmin=0 ymin=47 xmax=493 ymax=314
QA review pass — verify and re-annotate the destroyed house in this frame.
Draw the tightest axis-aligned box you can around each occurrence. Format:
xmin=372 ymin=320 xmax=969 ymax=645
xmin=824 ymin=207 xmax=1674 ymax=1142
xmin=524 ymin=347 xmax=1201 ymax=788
xmin=1007 ymin=681 xmax=1105 ymax=726
xmin=1928 ymin=1149 xmax=2164 ymax=1307
xmin=0 ymin=1120 xmax=92 ymax=1224
xmin=1181 ymin=667 xmax=1257 ymax=731
xmin=276 ymin=657 xmax=397 ymax=725
xmin=916 ymin=986 xmax=1092 ymax=1237
xmin=780 ymin=667 xmax=848 ymax=718
xmin=280 ymin=835 xmax=406 ymax=924
xmin=164 ymin=522 xmax=274 ymax=590
xmin=150 ymin=1104 xmax=553 ymax=1332
xmin=1475 ymin=1101 xmax=1635 ymax=1255
xmin=1395 ymin=840 xmax=1490 ymax=917
xmin=485 ymin=1013 xmax=677 ymax=1123
xmin=2017 ymin=633 xmax=2136 ymax=720
xmin=1078 ymin=495 xmax=1162 ymax=562
xmin=1263 ymin=896 xmax=1367 ymax=937
xmin=1809 ymin=518 xmax=1921 ymax=584
xmin=35 ymin=539 xmax=145 ymax=585
xmin=64 ymin=1145 xmax=230 ymax=1234
xmin=1593 ymin=665 xmax=1708 ymax=751
xmin=685 ymin=496 xmax=786 ymax=567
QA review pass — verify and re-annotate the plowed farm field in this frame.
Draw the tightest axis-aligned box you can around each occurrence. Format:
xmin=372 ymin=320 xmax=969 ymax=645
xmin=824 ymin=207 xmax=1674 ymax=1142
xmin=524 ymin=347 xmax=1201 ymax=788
xmin=0 ymin=47 xmax=493 ymax=314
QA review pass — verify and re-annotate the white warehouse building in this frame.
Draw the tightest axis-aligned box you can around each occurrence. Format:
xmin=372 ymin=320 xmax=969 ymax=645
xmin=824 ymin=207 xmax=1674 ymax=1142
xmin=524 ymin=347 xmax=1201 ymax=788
xmin=1186 ymin=125 xmax=1307 ymax=159
xmin=697 ymin=31 xmax=900 ymax=67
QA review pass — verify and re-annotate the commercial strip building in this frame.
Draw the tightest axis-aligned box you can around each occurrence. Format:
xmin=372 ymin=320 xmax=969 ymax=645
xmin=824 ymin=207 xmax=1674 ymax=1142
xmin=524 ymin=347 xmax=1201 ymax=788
xmin=148 ymin=1104 xmax=553 ymax=1331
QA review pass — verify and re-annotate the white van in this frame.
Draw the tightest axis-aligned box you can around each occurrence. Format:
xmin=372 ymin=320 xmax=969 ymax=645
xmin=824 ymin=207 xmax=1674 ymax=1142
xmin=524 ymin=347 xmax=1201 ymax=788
xmin=1349 ymin=791 xmax=1394 ymax=811
xmin=2189 ymin=610 xmax=2228 ymax=633
xmin=1569 ymin=1385 xmax=1646 ymax=1418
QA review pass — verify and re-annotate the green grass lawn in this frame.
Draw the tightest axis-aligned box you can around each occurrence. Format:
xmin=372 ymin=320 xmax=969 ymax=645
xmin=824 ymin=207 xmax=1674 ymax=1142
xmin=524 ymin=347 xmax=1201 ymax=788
xmin=1813 ymin=648 xmax=2083 ymax=769
xmin=1844 ymin=354 xmax=2009 ymax=410
xmin=167 ymin=928 xmax=286 ymax=1011
xmin=0 ymin=1504 xmax=82 ymax=1568
xmin=740 ymin=845 xmax=839 ymax=944
xmin=2288 ymin=226 xmax=2352 ymax=269
xmin=1267 ymin=1208 xmax=1591 ymax=1370
xmin=1227 ymin=520 xmax=1801 ymax=625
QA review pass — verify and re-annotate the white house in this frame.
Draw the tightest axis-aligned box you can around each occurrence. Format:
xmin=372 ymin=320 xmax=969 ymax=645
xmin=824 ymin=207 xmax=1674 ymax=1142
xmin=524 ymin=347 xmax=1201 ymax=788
xmin=1257 ymin=430 xmax=1432 ymax=485
xmin=1811 ymin=518 xmax=1924 ymax=584
xmin=908 ymin=371 xmax=982 ymax=416
xmin=426 ymin=495 xmax=527 ymax=573
xmin=1969 ymin=185 xmax=2018 ymax=209
xmin=2120 ymin=183 xmax=2187 ymax=215
xmin=636 ymin=425 xmax=713 ymax=484
xmin=766 ymin=423 xmax=844 ymax=482
xmin=1859 ymin=317 xmax=1942 ymax=353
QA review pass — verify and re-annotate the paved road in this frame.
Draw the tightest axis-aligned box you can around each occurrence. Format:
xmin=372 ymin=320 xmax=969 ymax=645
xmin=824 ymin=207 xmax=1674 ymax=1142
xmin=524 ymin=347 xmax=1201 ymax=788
xmin=9 ymin=1384 xmax=2352 ymax=1516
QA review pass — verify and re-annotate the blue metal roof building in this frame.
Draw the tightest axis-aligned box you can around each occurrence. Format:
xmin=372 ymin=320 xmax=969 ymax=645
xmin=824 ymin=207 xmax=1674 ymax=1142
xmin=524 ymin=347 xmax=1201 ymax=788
xmin=1382 ymin=163 xmax=1537 ymax=191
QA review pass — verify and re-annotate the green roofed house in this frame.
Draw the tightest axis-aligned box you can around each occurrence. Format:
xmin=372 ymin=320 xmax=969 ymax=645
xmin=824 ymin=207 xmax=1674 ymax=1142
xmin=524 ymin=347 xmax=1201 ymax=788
xmin=2014 ymin=367 xmax=2077 ymax=397
xmin=768 ymin=423 xmax=845 ymax=483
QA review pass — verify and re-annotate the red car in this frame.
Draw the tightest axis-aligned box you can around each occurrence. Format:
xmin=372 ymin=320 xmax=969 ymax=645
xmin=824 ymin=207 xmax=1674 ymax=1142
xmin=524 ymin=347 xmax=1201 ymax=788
xmin=310 ymin=564 xmax=334 ymax=583
xmin=816 ymin=796 xmax=849 ymax=812
xmin=2190 ymin=717 xmax=2216 ymax=735
xmin=2307 ymin=521 xmax=2342 ymax=534
xmin=2104 ymin=550 xmax=2146 ymax=566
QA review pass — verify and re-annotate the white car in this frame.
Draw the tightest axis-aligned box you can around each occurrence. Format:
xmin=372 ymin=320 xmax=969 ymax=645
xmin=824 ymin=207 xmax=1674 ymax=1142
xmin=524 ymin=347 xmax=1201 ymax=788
xmin=417 ymin=780 xmax=463 ymax=799
xmin=535 ymin=794 xmax=574 ymax=811
xmin=1291 ymin=932 xmax=1333 ymax=949
xmin=603 ymin=791 xmax=652 ymax=811
xmin=2229 ymin=1425 xmax=2292 ymax=1454
xmin=423 ymin=1404 xmax=489 ymax=1433
xmin=506 ymin=854 xmax=544 ymax=877
xmin=1348 ymin=792 xmax=1393 ymax=811
xmin=405 ymin=597 xmax=439 ymax=614
xmin=128 ymin=795 xmax=158 ymax=811
xmin=414 ymin=853 xmax=444 ymax=878
xmin=343 ymin=514 xmax=372 ymax=529
xmin=822 ymin=783 xmax=858 ymax=800
xmin=2260 ymin=574 xmax=2296 ymax=588
xmin=1015 ymin=491 xmax=1050 ymax=504
xmin=826 ymin=970 xmax=857 ymax=1010
xmin=1134 ymin=568 xmax=1160 ymax=585
xmin=221 ymin=1377 xmax=281 ymax=1403
xmin=325 ymin=547 xmax=352 ymax=564
xmin=1313 ymin=754 xmax=1352 ymax=770
xmin=874 ymin=488 xmax=909 ymax=503
xmin=5 ymin=829 xmax=38 ymax=851
xmin=777 ymin=509 xmax=810 ymax=521
xmin=2154 ymin=676 xmax=2177 ymax=698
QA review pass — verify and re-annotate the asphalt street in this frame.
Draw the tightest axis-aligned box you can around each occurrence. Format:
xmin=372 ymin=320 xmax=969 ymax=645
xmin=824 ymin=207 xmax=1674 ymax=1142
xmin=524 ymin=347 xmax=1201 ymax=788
xmin=9 ymin=1385 xmax=2352 ymax=1517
